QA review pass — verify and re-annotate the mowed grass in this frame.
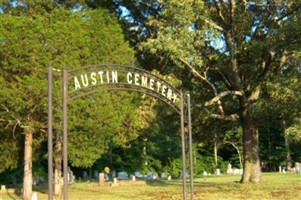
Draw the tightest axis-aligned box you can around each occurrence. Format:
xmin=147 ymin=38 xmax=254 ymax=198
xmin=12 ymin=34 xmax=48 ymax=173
xmin=1 ymin=173 xmax=300 ymax=200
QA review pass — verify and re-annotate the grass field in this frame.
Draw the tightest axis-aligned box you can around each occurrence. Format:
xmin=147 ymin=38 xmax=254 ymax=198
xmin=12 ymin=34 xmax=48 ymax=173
xmin=0 ymin=173 xmax=300 ymax=200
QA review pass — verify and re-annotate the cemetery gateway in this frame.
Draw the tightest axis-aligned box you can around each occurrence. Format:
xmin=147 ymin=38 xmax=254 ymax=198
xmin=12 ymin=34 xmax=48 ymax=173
xmin=48 ymin=64 xmax=194 ymax=200
xmin=73 ymin=70 xmax=179 ymax=104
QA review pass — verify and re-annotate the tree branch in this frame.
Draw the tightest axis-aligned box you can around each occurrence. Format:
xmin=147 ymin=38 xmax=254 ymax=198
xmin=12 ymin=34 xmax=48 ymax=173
xmin=208 ymin=113 xmax=239 ymax=121
xmin=224 ymin=141 xmax=243 ymax=169
xmin=204 ymin=19 xmax=224 ymax=31
xmin=205 ymin=90 xmax=244 ymax=106
xmin=180 ymin=57 xmax=226 ymax=116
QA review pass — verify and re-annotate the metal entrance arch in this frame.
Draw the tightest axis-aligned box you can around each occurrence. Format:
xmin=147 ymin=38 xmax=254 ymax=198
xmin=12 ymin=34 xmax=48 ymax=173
xmin=47 ymin=64 xmax=194 ymax=200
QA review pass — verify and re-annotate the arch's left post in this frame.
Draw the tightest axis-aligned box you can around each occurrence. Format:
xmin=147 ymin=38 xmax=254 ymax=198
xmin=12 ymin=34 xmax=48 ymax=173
xmin=48 ymin=66 xmax=53 ymax=200
xmin=63 ymin=69 xmax=68 ymax=200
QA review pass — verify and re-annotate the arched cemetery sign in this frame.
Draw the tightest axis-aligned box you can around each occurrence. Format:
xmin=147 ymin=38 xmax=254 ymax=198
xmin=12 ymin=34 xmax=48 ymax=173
xmin=47 ymin=64 xmax=194 ymax=200
xmin=68 ymin=64 xmax=181 ymax=113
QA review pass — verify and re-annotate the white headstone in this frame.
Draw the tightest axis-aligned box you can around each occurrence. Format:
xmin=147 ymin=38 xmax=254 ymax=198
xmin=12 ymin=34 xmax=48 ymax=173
xmin=99 ymin=173 xmax=105 ymax=185
xmin=227 ymin=164 xmax=233 ymax=175
xmin=295 ymin=162 xmax=301 ymax=174
xmin=31 ymin=192 xmax=38 ymax=200
xmin=132 ymin=176 xmax=136 ymax=181
xmin=167 ymin=174 xmax=172 ymax=180
xmin=233 ymin=169 xmax=240 ymax=175
xmin=1 ymin=185 xmax=6 ymax=191
xmin=203 ymin=171 xmax=208 ymax=176
xmin=216 ymin=169 xmax=221 ymax=175
xmin=111 ymin=177 xmax=119 ymax=187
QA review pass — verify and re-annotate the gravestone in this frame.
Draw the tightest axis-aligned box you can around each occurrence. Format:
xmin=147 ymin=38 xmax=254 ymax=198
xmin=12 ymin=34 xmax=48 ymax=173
xmin=146 ymin=172 xmax=153 ymax=180
xmin=134 ymin=171 xmax=143 ymax=178
xmin=167 ymin=173 xmax=172 ymax=181
xmin=83 ymin=171 xmax=88 ymax=181
xmin=68 ymin=167 xmax=75 ymax=184
xmin=117 ymin=171 xmax=128 ymax=180
xmin=112 ymin=171 xmax=116 ymax=179
xmin=226 ymin=164 xmax=233 ymax=175
xmin=33 ymin=173 xmax=39 ymax=186
xmin=152 ymin=173 xmax=158 ymax=180
xmin=161 ymin=172 xmax=165 ymax=179
xmin=216 ymin=169 xmax=221 ymax=175
xmin=295 ymin=162 xmax=301 ymax=174
xmin=111 ymin=177 xmax=119 ymax=186
xmin=203 ymin=171 xmax=208 ymax=176
xmin=233 ymin=169 xmax=240 ymax=175
xmin=132 ymin=176 xmax=136 ymax=182
xmin=94 ymin=170 xmax=99 ymax=180
xmin=98 ymin=173 xmax=105 ymax=185
xmin=1 ymin=185 xmax=6 ymax=192
xmin=32 ymin=192 xmax=38 ymax=200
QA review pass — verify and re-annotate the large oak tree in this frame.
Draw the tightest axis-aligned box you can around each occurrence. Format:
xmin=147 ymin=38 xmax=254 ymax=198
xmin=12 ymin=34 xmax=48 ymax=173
xmin=119 ymin=0 xmax=301 ymax=183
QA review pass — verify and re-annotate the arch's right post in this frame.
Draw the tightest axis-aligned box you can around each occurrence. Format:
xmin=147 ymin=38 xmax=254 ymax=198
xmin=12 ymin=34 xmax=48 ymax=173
xmin=180 ymin=92 xmax=187 ymax=200
xmin=187 ymin=94 xmax=194 ymax=200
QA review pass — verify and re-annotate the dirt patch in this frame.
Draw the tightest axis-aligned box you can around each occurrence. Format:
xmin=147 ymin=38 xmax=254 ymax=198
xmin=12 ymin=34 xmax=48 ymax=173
xmin=146 ymin=191 xmax=181 ymax=200
xmin=119 ymin=180 xmax=147 ymax=186
xmin=270 ymin=190 xmax=288 ymax=198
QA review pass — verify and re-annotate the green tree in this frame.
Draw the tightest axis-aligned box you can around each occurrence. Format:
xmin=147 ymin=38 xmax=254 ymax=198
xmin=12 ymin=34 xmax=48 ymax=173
xmin=120 ymin=0 xmax=301 ymax=183
xmin=0 ymin=7 xmax=137 ymax=199
xmin=0 ymin=14 xmax=48 ymax=199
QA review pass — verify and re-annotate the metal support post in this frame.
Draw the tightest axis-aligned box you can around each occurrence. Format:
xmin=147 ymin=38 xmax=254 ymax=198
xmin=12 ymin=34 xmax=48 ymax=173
xmin=180 ymin=92 xmax=187 ymax=200
xmin=48 ymin=66 xmax=53 ymax=200
xmin=63 ymin=69 xmax=68 ymax=200
xmin=187 ymin=94 xmax=194 ymax=200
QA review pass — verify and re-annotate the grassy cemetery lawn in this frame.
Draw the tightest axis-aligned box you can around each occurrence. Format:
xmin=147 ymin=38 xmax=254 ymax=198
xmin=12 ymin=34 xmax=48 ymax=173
xmin=1 ymin=173 xmax=300 ymax=200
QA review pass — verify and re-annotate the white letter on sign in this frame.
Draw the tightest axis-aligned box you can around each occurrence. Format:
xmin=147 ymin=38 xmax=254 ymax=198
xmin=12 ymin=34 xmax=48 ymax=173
xmin=91 ymin=72 xmax=97 ymax=85
xmin=127 ymin=72 xmax=133 ymax=84
xmin=81 ymin=74 xmax=89 ymax=87
xmin=112 ymin=71 xmax=118 ymax=83
xmin=134 ymin=73 xmax=140 ymax=86
xmin=74 ymin=77 xmax=81 ymax=90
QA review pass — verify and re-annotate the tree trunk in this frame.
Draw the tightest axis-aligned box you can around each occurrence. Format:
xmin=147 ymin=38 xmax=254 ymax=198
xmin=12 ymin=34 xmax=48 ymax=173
xmin=240 ymin=114 xmax=261 ymax=183
xmin=214 ymin=139 xmax=218 ymax=167
xmin=285 ymin=136 xmax=291 ymax=171
xmin=54 ymin=132 xmax=63 ymax=199
xmin=283 ymin=120 xmax=291 ymax=171
xmin=23 ymin=131 xmax=33 ymax=200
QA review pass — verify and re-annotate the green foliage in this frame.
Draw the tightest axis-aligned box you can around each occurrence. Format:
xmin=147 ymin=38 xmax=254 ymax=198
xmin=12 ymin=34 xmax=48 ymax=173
xmin=0 ymin=130 xmax=23 ymax=173
xmin=194 ymin=145 xmax=228 ymax=175
xmin=68 ymin=92 xmax=141 ymax=168
xmin=118 ymin=0 xmax=301 ymax=176
xmin=286 ymin=118 xmax=301 ymax=142
xmin=0 ymin=7 xmax=137 ymax=172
